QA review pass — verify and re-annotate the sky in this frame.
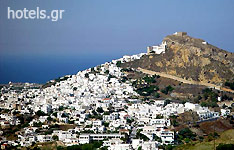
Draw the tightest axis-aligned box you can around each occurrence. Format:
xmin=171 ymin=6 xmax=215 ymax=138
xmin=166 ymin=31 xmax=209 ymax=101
xmin=0 ymin=0 xmax=234 ymax=84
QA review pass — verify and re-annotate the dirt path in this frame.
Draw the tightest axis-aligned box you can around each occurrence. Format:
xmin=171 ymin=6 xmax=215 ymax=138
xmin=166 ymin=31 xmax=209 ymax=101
xmin=137 ymin=67 xmax=234 ymax=93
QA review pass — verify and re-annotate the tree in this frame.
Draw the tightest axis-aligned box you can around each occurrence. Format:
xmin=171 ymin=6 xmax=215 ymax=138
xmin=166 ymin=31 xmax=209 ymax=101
xmin=107 ymin=74 xmax=116 ymax=81
xmin=154 ymin=92 xmax=160 ymax=98
xmin=103 ymin=111 xmax=110 ymax=115
xmin=85 ymin=124 xmax=92 ymax=128
xmin=52 ymin=135 xmax=59 ymax=141
xmin=210 ymin=101 xmax=218 ymax=108
xmin=139 ymin=133 xmax=149 ymax=141
xmin=45 ymin=129 xmax=53 ymax=135
xmin=68 ymin=120 xmax=74 ymax=124
xmin=36 ymin=110 xmax=46 ymax=116
xmin=198 ymin=136 xmax=204 ymax=142
xmin=92 ymin=110 xmax=98 ymax=116
xmin=201 ymin=101 xmax=208 ymax=107
xmin=136 ymin=85 xmax=159 ymax=96
xmin=202 ymin=88 xmax=218 ymax=102
xmin=172 ymin=119 xmax=179 ymax=127
xmin=96 ymin=107 xmax=104 ymax=113
xmin=161 ymin=89 xmax=168 ymax=95
xmin=33 ymin=122 xmax=43 ymax=127
xmin=52 ymin=112 xmax=57 ymax=117
xmin=13 ymin=111 xmax=20 ymax=115
xmin=161 ymin=85 xmax=174 ymax=95
xmin=116 ymin=61 xmax=121 ymax=67
xmin=47 ymin=116 xmax=53 ymax=122
xmin=85 ymin=73 xmax=89 ymax=78
xmin=222 ymin=104 xmax=228 ymax=109
xmin=184 ymin=138 xmax=190 ymax=143
xmin=166 ymin=85 xmax=174 ymax=92
xmin=163 ymin=99 xmax=171 ymax=107
xmin=103 ymin=122 xmax=109 ymax=127
xmin=121 ymin=76 xmax=128 ymax=83
xmin=178 ymin=128 xmax=196 ymax=141
xmin=127 ymin=118 xmax=134 ymax=124
xmin=105 ymin=70 xmax=109 ymax=74
xmin=153 ymin=135 xmax=161 ymax=142
xmin=57 ymin=146 xmax=65 ymax=150
xmin=33 ymin=147 xmax=41 ymax=150
xmin=136 ymin=129 xmax=149 ymax=141
xmin=225 ymin=81 xmax=234 ymax=90
xmin=143 ymin=75 xmax=156 ymax=83
xmin=61 ymin=113 xmax=68 ymax=118
xmin=121 ymin=133 xmax=129 ymax=143
xmin=217 ymin=143 xmax=234 ymax=150
xmin=59 ymin=106 xmax=64 ymax=111
xmin=100 ymin=147 xmax=108 ymax=150
xmin=156 ymin=115 xmax=163 ymax=119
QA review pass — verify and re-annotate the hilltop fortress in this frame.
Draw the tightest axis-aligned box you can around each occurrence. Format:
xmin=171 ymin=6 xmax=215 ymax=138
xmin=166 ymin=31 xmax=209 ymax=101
xmin=147 ymin=32 xmax=187 ymax=55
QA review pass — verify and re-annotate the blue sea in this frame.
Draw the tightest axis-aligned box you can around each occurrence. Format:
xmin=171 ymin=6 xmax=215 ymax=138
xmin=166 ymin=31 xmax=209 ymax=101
xmin=0 ymin=52 xmax=127 ymax=84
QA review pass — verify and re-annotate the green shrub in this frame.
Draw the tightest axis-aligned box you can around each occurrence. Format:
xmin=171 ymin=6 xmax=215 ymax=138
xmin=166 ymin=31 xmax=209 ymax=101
xmin=85 ymin=73 xmax=89 ymax=78
xmin=116 ymin=61 xmax=121 ymax=67
xmin=225 ymin=81 xmax=234 ymax=90
xmin=217 ymin=143 xmax=234 ymax=150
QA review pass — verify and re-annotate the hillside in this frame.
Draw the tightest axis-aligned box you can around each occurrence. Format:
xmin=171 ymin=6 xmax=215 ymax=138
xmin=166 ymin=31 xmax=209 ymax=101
xmin=175 ymin=129 xmax=234 ymax=150
xmin=122 ymin=32 xmax=234 ymax=87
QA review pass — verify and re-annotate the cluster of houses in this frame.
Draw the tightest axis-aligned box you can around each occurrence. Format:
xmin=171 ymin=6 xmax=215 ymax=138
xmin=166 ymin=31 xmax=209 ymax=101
xmin=0 ymin=52 xmax=229 ymax=150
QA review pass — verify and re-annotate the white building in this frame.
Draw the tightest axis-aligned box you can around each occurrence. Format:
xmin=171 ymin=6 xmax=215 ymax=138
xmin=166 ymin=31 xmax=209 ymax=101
xmin=161 ymin=131 xmax=174 ymax=145
xmin=79 ymin=134 xmax=90 ymax=144
xmin=142 ymin=141 xmax=159 ymax=150
xmin=147 ymin=41 xmax=167 ymax=54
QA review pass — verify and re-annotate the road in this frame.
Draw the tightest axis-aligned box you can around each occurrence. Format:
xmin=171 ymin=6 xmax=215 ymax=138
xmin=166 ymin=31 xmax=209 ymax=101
xmin=137 ymin=67 xmax=234 ymax=93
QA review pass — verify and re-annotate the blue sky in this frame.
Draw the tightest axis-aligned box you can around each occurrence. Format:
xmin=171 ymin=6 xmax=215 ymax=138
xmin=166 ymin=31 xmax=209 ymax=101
xmin=0 ymin=0 xmax=234 ymax=83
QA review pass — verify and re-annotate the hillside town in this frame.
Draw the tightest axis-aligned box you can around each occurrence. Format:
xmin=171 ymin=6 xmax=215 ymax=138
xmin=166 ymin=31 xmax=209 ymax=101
xmin=1 ymin=50 xmax=231 ymax=150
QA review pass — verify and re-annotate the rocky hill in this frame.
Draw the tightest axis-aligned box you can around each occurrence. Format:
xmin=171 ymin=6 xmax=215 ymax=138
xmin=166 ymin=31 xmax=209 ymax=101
xmin=122 ymin=32 xmax=234 ymax=86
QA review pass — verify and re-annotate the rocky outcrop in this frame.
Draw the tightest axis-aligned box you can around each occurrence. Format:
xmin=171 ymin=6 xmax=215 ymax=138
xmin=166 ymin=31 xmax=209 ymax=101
xmin=122 ymin=33 xmax=234 ymax=86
